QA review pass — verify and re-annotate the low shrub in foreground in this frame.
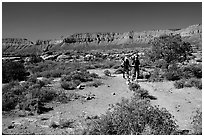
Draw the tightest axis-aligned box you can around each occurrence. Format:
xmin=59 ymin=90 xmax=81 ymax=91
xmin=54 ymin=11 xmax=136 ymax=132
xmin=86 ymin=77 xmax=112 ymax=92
xmin=2 ymin=82 xmax=25 ymax=111
xmin=174 ymin=78 xmax=202 ymax=90
xmin=128 ymin=83 xmax=141 ymax=91
xmin=86 ymin=80 xmax=104 ymax=87
xmin=104 ymin=70 xmax=111 ymax=76
xmin=191 ymin=109 xmax=202 ymax=135
xmin=114 ymin=67 xmax=123 ymax=74
xmin=182 ymin=64 xmax=202 ymax=79
xmin=61 ymin=80 xmax=81 ymax=90
xmin=174 ymin=79 xmax=186 ymax=89
xmin=2 ymin=79 xmax=57 ymax=113
xmin=164 ymin=70 xmax=182 ymax=81
xmin=148 ymin=68 xmax=164 ymax=82
xmin=186 ymin=78 xmax=202 ymax=90
xmin=86 ymin=96 xmax=178 ymax=135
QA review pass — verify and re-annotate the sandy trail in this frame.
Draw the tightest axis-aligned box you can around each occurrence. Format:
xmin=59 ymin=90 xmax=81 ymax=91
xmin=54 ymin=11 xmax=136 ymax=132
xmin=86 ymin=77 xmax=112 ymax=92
xmin=140 ymin=81 xmax=202 ymax=130
xmin=46 ymin=69 xmax=202 ymax=130
xmin=46 ymin=69 xmax=133 ymax=120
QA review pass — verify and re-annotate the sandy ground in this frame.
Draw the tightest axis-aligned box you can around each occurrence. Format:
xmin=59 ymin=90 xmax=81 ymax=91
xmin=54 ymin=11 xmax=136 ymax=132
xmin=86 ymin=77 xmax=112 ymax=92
xmin=2 ymin=69 xmax=202 ymax=134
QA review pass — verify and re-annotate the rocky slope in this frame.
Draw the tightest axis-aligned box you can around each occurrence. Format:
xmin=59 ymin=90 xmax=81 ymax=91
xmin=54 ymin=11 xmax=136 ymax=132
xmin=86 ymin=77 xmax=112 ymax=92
xmin=2 ymin=24 xmax=202 ymax=55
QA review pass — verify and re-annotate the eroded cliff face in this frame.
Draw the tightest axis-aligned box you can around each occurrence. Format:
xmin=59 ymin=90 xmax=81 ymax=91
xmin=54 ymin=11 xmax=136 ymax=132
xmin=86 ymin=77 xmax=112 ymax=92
xmin=2 ymin=24 xmax=202 ymax=55
xmin=63 ymin=24 xmax=202 ymax=45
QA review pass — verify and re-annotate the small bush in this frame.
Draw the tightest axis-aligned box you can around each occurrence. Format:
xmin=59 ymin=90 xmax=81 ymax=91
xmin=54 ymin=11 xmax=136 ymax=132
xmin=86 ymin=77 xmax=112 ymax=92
xmin=61 ymin=80 xmax=81 ymax=90
xmin=86 ymin=80 xmax=104 ymax=87
xmin=38 ymin=88 xmax=57 ymax=103
xmin=114 ymin=68 xmax=123 ymax=74
xmin=3 ymin=60 xmax=28 ymax=83
xmin=87 ymin=95 xmax=178 ymax=135
xmin=165 ymin=71 xmax=182 ymax=81
xmin=36 ymin=78 xmax=51 ymax=87
xmin=185 ymin=78 xmax=202 ymax=90
xmin=59 ymin=119 xmax=75 ymax=128
xmin=182 ymin=64 xmax=202 ymax=79
xmin=112 ymin=64 xmax=121 ymax=69
xmin=129 ymin=83 xmax=141 ymax=91
xmin=164 ymin=64 xmax=183 ymax=81
xmin=55 ymin=91 xmax=70 ymax=103
xmin=136 ymin=89 xmax=150 ymax=99
xmin=89 ymin=73 xmax=99 ymax=78
xmin=2 ymin=82 xmax=25 ymax=111
xmin=174 ymin=79 xmax=186 ymax=89
xmin=50 ymin=70 xmax=64 ymax=78
xmin=148 ymin=68 xmax=164 ymax=82
xmin=191 ymin=109 xmax=202 ymax=135
xmin=104 ymin=70 xmax=111 ymax=76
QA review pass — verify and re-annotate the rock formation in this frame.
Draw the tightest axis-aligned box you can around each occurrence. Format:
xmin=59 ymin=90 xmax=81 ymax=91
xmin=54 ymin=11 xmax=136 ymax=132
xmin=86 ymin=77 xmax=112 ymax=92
xmin=2 ymin=24 xmax=202 ymax=55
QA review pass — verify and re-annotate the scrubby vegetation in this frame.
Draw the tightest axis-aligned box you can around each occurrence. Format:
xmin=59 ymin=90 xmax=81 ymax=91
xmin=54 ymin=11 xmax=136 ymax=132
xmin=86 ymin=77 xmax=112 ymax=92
xmin=3 ymin=60 xmax=29 ymax=83
xmin=148 ymin=34 xmax=192 ymax=69
xmin=85 ymin=95 xmax=178 ymax=135
xmin=191 ymin=109 xmax=202 ymax=135
xmin=174 ymin=78 xmax=202 ymax=90
xmin=60 ymin=69 xmax=99 ymax=90
xmin=104 ymin=70 xmax=111 ymax=76
xmin=2 ymin=78 xmax=56 ymax=113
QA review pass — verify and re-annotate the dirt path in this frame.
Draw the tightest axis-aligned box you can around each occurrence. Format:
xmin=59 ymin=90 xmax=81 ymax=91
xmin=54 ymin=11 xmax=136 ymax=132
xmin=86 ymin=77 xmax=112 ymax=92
xmin=47 ymin=69 xmax=133 ymax=120
xmin=47 ymin=69 xmax=202 ymax=131
xmin=139 ymin=81 xmax=202 ymax=130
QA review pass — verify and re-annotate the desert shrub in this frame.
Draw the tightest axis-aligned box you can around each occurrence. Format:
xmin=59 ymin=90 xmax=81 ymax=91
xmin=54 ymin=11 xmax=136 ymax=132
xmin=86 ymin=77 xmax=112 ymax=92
xmin=174 ymin=79 xmax=186 ymax=89
xmin=191 ymin=109 xmax=202 ymax=135
xmin=2 ymin=82 xmax=25 ymax=111
xmin=50 ymin=69 xmax=64 ymax=78
xmin=89 ymin=72 xmax=99 ymax=78
xmin=182 ymin=64 xmax=202 ymax=79
xmin=3 ymin=60 xmax=28 ymax=83
xmin=27 ymin=60 xmax=57 ymax=74
xmin=148 ymin=68 xmax=164 ymax=82
xmin=154 ymin=59 xmax=168 ymax=69
xmin=165 ymin=71 xmax=181 ymax=81
xmin=112 ymin=64 xmax=121 ymax=69
xmin=85 ymin=64 xmax=96 ymax=69
xmin=29 ymin=54 xmax=44 ymax=64
xmin=148 ymin=34 xmax=192 ymax=69
xmin=86 ymin=80 xmax=104 ymax=87
xmin=61 ymin=80 xmax=81 ymax=90
xmin=2 ymin=78 xmax=56 ymax=112
xmin=87 ymin=96 xmax=178 ymax=135
xmin=114 ymin=67 xmax=124 ymax=74
xmin=38 ymin=88 xmax=57 ymax=103
xmin=36 ymin=78 xmax=51 ymax=87
xmin=27 ymin=75 xmax=38 ymax=83
xmin=59 ymin=119 xmax=75 ymax=129
xmin=136 ymin=89 xmax=150 ymax=99
xmin=101 ymin=60 xmax=117 ymax=69
xmin=185 ymin=78 xmax=202 ymax=90
xmin=164 ymin=64 xmax=182 ymax=81
xmin=2 ymin=94 xmax=19 ymax=111
xmin=104 ymin=70 xmax=111 ymax=76
xmin=55 ymin=91 xmax=67 ymax=103
xmin=66 ymin=92 xmax=82 ymax=101
xmin=128 ymin=83 xmax=141 ymax=91
xmin=39 ymin=70 xmax=52 ymax=78
xmin=70 ymin=70 xmax=93 ymax=82
xmin=28 ymin=87 xmax=57 ymax=103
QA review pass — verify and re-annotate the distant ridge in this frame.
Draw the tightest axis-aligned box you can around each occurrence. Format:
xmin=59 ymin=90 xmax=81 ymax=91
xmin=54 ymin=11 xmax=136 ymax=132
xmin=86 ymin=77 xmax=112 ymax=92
xmin=2 ymin=24 xmax=202 ymax=55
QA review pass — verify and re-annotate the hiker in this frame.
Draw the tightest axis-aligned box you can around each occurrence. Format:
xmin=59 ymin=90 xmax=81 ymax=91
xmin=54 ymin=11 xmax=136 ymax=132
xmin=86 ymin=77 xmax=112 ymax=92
xmin=131 ymin=54 xmax=140 ymax=82
xmin=121 ymin=56 xmax=131 ymax=82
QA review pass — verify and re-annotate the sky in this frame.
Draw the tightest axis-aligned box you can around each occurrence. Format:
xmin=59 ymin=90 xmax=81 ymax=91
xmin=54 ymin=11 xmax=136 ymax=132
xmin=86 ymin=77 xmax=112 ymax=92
xmin=2 ymin=2 xmax=202 ymax=42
